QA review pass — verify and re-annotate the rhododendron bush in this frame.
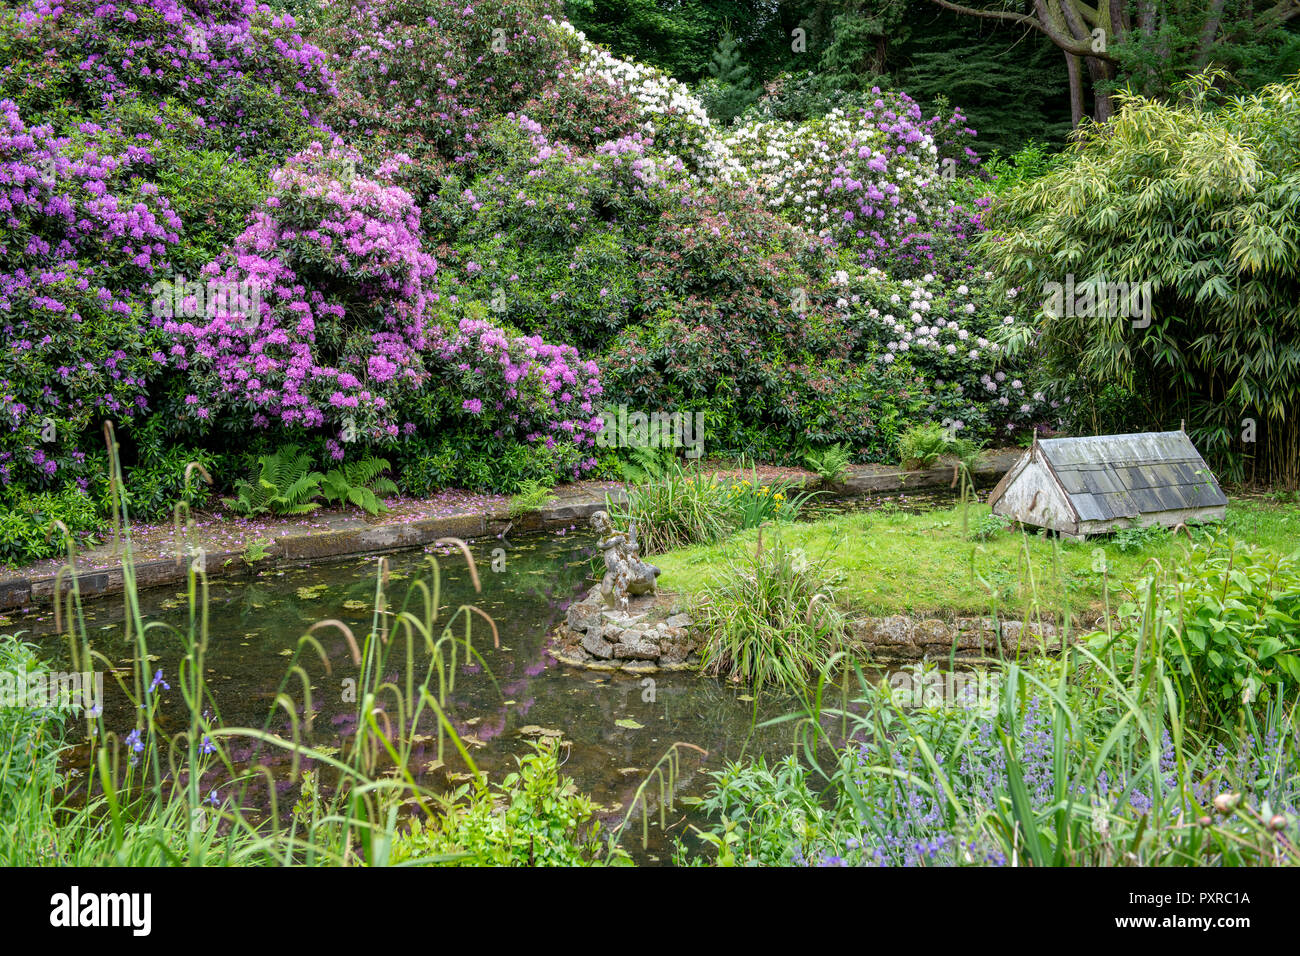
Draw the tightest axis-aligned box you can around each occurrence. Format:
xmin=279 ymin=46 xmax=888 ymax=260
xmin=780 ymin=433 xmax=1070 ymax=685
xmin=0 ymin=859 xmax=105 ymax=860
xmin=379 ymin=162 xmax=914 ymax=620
xmin=0 ymin=100 xmax=181 ymax=490
xmin=435 ymin=107 xmax=1047 ymax=457
xmin=0 ymin=0 xmax=342 ymax=556
xmin=167 ymin=141 xmax=601 ymax=467
xmin=1 ymin=0 xmax=335 ymax=164
xmin=724 ymin=96 xmax=988 ymax=279
xmin=0 ymin=0 xmax=1060 ymax=562
xmin=317 ymin=0 xmax=577 ymax=204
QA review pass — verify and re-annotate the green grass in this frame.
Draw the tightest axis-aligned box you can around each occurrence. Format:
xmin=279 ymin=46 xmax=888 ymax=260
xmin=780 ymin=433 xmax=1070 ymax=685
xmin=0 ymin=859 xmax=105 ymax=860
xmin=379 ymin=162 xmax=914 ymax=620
xmin=653 ymin=500 xmax=1300 ymax=620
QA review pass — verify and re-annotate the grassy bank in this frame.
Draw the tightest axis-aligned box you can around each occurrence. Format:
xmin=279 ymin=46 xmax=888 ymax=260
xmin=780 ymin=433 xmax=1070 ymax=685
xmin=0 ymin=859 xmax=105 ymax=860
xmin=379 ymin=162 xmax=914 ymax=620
xmin=654 ymin=500 xmax=1300 ymax=620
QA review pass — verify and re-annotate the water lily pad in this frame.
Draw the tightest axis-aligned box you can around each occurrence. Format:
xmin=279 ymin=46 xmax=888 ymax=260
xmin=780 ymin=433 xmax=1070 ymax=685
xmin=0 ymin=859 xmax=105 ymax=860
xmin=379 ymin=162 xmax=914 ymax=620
xmin=296 ymin=585 xmax=328 ymax=600
xmin=342 ymin=600 xmax=368 ymax=611
xmin=615 ymin=718 xmax=644 ymax=730
xmin=518 ymin=725 xmax=564 ymax=738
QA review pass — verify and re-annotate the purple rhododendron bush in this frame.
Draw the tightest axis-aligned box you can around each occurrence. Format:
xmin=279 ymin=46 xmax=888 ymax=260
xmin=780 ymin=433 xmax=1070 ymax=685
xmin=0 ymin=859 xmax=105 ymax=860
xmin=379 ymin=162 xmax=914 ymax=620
xmin=166 ymin=140 xmax=601 ymax=467
xmin=0 ymin=0 xmax=1056 ymax=563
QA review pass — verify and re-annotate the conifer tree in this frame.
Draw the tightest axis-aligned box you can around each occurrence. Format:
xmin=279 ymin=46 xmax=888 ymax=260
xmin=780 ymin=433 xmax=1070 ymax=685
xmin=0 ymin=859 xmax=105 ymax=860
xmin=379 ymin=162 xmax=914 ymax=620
xmin=705 ymin=30 xmax=759 ymax=124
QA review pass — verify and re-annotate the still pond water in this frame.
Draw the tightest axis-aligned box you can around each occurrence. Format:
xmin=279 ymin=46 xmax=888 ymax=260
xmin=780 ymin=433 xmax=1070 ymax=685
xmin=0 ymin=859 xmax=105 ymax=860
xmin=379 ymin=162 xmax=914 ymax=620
xmin=17 ymin=528 xmax=840 ymax=861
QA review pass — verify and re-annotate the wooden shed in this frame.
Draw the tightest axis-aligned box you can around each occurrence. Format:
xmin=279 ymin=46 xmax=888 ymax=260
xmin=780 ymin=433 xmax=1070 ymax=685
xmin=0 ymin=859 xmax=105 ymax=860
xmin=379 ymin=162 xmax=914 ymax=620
xmin=987 ymin=431 xmax=1228 ymax=539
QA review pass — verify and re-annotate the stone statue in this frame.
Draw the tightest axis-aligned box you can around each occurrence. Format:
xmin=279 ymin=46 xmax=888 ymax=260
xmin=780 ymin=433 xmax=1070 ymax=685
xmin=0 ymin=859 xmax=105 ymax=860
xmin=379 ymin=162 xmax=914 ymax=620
xmin=591 ymin=510 xmax=660 ymax=611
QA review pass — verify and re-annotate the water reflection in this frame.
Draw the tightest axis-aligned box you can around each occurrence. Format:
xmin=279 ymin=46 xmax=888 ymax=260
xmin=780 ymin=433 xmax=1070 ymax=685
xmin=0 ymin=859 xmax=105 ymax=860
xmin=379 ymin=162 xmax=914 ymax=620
xmin=19 ymin=530 xmax=805 ymax=861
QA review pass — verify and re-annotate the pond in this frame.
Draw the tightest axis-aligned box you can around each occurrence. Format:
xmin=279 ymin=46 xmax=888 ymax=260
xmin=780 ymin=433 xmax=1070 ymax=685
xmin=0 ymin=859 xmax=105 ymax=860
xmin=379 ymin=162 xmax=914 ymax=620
xmin=15 ymin=528 xmax=823 ymax=862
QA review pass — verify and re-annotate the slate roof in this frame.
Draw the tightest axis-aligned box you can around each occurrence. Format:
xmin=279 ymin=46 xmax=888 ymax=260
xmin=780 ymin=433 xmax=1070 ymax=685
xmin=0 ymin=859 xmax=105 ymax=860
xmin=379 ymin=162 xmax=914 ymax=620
xmin=1033 ymin=431 xmax=1228 ymax=522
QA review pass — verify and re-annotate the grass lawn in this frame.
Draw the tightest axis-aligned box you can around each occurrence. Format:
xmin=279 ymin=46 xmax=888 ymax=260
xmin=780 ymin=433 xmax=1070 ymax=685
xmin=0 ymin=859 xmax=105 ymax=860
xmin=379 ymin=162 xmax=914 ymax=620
xmin=653 ymin=499 xmax=1300 ymax=621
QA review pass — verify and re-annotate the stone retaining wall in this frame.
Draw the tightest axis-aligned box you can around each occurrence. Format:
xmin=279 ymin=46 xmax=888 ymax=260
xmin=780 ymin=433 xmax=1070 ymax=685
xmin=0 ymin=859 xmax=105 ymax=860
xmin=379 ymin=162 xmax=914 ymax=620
xmin=548 ymin=586 xmax=1071 ymax=673
xmin=850 ymin=615 xmax=1067 ymax=662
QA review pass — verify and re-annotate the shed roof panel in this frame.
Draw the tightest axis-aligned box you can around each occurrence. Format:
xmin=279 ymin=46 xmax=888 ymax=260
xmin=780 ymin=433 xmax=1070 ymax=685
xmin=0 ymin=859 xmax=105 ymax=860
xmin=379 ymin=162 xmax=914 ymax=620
xmin=1006 ymin=432 xmax=1228 ymax=523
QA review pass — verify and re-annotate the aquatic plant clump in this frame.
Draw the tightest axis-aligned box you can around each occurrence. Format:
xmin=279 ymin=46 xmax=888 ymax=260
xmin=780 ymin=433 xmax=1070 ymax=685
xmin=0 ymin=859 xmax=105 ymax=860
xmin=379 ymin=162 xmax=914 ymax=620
xmin=697 ymin=534 xmax=846 ymax=691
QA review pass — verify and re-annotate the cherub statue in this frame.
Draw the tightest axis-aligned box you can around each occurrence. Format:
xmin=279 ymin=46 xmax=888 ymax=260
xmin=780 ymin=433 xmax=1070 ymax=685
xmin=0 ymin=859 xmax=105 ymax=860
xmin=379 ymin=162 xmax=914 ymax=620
xmin=591 ymin=510 xmax=660 ymax=610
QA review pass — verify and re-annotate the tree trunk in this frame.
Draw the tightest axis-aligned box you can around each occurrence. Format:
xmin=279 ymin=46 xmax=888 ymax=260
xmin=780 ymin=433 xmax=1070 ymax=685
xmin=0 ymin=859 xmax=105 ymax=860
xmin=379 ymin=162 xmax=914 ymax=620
xmin=1066 ymin=51 xmax=1085 ymax=128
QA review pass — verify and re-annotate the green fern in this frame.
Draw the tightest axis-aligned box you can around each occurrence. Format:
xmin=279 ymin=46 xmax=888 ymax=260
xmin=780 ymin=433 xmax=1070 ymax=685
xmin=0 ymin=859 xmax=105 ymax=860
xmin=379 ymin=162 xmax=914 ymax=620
xmin=617 ymin=446 xmax=677 ymax=484
xmin=507 ymin=478 xmax=557 ymax=518
xmin=223 ymin=445 xmax=324 ymax=516
xmin=321 ymin=456 xmax=398 ymax=516
xmin=897 ymin=423 xmax=950 ymax=469
xmin=803 ymin=443 xmax=852 ymax=484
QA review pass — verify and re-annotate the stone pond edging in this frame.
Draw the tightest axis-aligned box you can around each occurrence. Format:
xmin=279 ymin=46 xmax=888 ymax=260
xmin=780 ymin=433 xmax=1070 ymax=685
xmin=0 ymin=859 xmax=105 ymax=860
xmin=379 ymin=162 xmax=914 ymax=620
xmin=550 ymin=584 xmax=701 ymax=673
xmin=548 ymin=595 xmax=1070 ymax=674
xmin=0 ymin=500 xmax=608 ymax=612
xmin=0 ymin=449 xmax=1022 ymax=612
xmin=849 ymin=615 xmax=1068 ymax=662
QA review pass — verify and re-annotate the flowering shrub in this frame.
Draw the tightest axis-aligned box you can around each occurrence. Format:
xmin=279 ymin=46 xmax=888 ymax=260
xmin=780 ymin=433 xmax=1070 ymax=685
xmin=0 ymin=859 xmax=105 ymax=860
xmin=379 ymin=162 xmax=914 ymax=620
xmin=434 ymin=105 xmax=1049 ymax=458
xmin=0 ymin=0 xmax=335 ymax=163
xmin=560 ymin=22 xmax=745 ymax=185
xmin=415 ymin=308 xmax=604 ymax=480
xmin=319 ymin=0 xmax=571 ymax=174
xmin=0 ymin=100 xmax=182 ymax=490
xmin=838 ymin=267 xmax=1060 ymax=443
xmin=723 ymin=92 xmax=986 ymax=278
xmin=517 ymin=68 xmax=642 ymax=152
xmin=434 ymin=114 xmax=670 ymax=349
xmin=0 ymin=0 xmax=337 ymax=516
xmin=166 ymin=141 xmax=436 ymax=441
xmin=438 ymin=113 xmax=881 ymax=456
xmin=166 ymin=141 xmax=601 ymax=476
